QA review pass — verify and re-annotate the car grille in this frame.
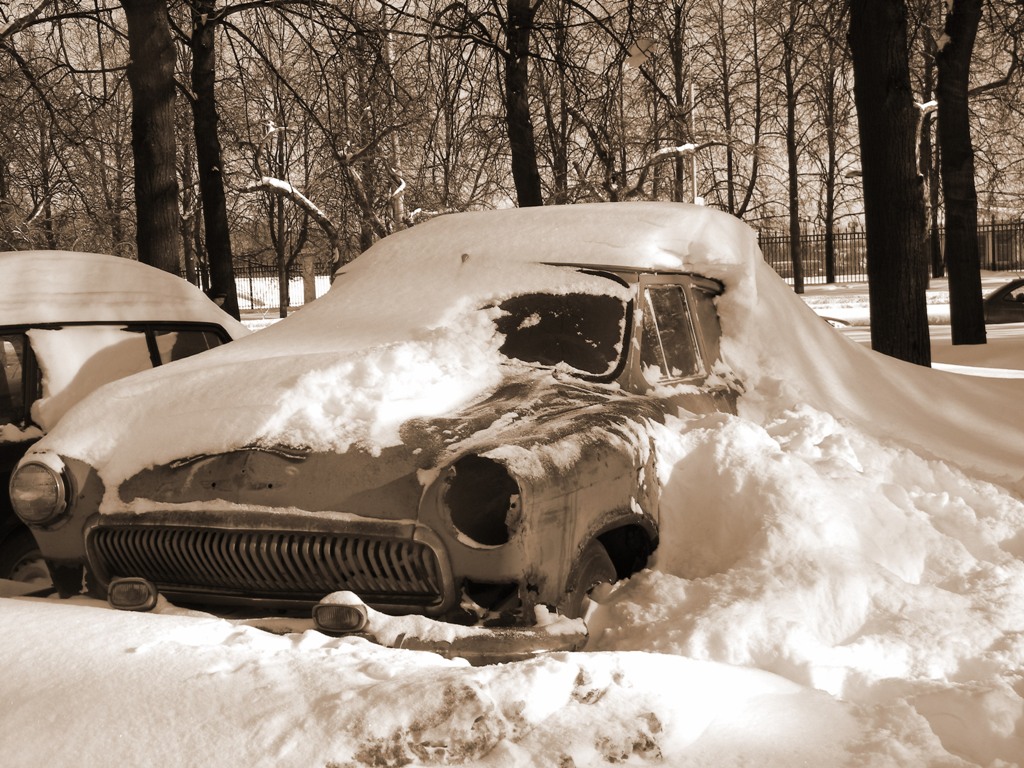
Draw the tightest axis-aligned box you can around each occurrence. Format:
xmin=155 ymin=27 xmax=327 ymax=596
xmin=89 ymin=526 xmax=444 ymax=606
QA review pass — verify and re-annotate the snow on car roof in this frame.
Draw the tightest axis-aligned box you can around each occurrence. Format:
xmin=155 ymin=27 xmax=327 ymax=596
xmin=0 ymin=250 xmax=248 ymax=335
xmin=343 ymin=201 xmax=756 ymax=283
xmin=34 ymin=203 xmax=761 ymax=484
xmin=263 ymin=201 xmax=758 ymax=355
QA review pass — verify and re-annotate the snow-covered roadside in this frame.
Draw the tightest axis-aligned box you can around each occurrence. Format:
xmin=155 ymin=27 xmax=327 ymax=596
xmin=800 ymin=272 xmax=1022 ymax=328
xmin=802 ymin=274 xmax=1024 ymax=376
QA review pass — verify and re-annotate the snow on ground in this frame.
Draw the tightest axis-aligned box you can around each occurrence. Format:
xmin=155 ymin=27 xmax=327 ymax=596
xmin=3 ymin=207 xmax=1024 ymax=767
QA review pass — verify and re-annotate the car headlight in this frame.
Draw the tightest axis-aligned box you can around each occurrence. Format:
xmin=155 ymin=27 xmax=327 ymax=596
xmin=9 ymin=460 xmax=68 ymax=526
xmin=444 ymin=455 xmax=521 ymax=547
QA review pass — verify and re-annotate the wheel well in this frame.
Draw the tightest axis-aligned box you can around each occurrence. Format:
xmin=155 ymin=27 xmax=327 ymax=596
xmin=597 ymin=524 xmax=656 ymax=581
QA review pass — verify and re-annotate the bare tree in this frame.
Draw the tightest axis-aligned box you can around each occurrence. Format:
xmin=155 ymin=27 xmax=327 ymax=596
xmin=698 ymin=0 xmax=766 ymax=218
xmin=181 ymin=0 xmax=240 ymax=317
xmin=416 ymin=13 xmax=508 ymax=210
xmin=936 ymin=0 xmax=986 ymax=345
xmin=121 ymin=0 xmax=180 ymax=273
xmin=773 ymin=0 xmax=809 ymax=293
xmin=504 ymin=0 xmax=543 ymax=206
xmin=1 ymin=6 xmax=135 ymax=253
xmin=848 ymin=0 xmax=931 ymax=366
xmin=805 ymin=2 xmax=856 ymax=284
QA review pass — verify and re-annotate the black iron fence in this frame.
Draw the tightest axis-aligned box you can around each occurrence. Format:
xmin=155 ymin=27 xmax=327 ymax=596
xmin=234 ymin=262 xmax=332 ymax=312
xmin=759 ymin=221 xmax=1024 ymax=285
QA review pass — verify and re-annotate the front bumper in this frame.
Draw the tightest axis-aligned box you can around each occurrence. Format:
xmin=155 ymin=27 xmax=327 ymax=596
xmin=108 ymin=579 xmax=587 ymax=665
xmin=313 ymin=591 xmax=588 ymax=664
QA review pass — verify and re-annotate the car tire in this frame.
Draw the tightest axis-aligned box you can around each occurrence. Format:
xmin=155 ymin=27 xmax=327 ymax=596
xmin=561 ymin=540 xmax=617 ymax=620
xmin=0 ymin=528 xmax=50 ymax=585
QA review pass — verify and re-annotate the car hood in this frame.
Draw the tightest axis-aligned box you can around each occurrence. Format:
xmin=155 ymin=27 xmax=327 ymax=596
xmin=114 ymin=372 xmax=662 ymax=517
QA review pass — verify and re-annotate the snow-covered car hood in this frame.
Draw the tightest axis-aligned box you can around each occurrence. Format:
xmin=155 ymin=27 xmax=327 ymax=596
xmin=113 ymin=371 xmax=663 ymax=516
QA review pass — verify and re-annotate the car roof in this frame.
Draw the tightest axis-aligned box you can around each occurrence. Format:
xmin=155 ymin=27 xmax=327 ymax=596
xmin=342 ymin=201 xmax=755 ymax=279
xmin=0 ymin=250 xmax=248 ymax=335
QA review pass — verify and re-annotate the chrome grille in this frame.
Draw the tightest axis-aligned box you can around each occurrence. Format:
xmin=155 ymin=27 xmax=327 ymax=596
xmin=89 ymin=526 xmax=443 ymax=605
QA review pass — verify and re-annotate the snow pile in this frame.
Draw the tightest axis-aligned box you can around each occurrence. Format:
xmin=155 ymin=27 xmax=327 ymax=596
xmin=590 ymin=405 xmax=1024 ymax=762
xmin=4 ymin=203 xmax=1024 ymax=766
xmin=4 ymin=597 xmax=912 ymax=766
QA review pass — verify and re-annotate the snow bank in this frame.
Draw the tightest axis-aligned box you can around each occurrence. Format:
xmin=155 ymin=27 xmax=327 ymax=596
xmin=0 ymin=596 xmax=962 ymax=767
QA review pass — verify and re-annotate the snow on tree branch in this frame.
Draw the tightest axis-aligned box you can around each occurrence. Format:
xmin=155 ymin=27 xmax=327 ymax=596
xmin=242 ymin=176 xmax=342 ymax=267
xmin=0 ymin=0 xmax=53 ymax=41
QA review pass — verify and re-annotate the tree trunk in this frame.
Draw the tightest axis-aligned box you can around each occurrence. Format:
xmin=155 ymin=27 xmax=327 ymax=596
xmin=848 ymin=0 xmax=931 ymax=366
xmin=504 ymin=0 xmax=543 ymax=207
xmin=121 ymin=0 xmax=180 ymax=274
xmin=783 ymin=16 xmax=804 ymax=294
xmin=937 ymin=0 xmax=986 ymax=345
xmin=920 ymin=34 xmax=945 ymax=279
xmin=824 ymin=123 xmax=837 ymax=284
xmin=190 ymin=0 xmax=240 ymax=319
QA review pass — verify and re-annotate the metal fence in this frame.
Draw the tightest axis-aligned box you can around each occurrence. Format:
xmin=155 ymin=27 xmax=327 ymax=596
xmin=759 ymin=230 xmax=869 ymax=284
xmin=759 ymin=221 xmax=1024 ymax=285
xmin=234 ymin=262 xmax=332 ymax=312
xmin=977 ymin=221 xmax=1024 ymax=271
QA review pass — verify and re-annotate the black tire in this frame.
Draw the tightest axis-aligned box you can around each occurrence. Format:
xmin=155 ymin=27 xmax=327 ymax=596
xmin=561 ymin=540 xmax=617 ymax=620
xmin=0 ymin=527 xmax=51 ymax=585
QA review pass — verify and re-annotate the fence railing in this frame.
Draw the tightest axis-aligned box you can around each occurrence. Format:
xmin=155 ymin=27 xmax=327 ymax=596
xmin=233 ymin=263 xmax=332 ymax=312
xmin=759 ymin=221 xmax=1024 ymax=285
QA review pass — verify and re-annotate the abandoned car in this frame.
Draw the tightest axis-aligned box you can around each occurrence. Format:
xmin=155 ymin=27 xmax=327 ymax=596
xmin=10 ymin=203 xmax=753 ymax=652
xmin=983 ymin=277 xmax=1024 ymax=324
xmin=0 ymin=250 xmax=248 ymax=584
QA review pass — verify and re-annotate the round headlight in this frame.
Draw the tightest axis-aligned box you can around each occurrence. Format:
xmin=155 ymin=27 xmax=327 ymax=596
xmin=9 ymin=461 xmax=68 ymax=525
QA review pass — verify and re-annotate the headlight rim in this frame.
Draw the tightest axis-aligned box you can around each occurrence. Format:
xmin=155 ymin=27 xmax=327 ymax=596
xmin=9 ymin=459 xmax=69 ymax=527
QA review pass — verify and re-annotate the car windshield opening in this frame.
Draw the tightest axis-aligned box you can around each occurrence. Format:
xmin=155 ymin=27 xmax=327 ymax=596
xmin=494 ymin=291 xmax=628 ymax=376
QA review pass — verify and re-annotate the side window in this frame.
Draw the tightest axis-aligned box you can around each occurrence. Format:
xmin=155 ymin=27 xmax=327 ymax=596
xmin=640 ymin=285 xmax=703 ymax=383
xmin=689 ymin=286 xmax=723 ymax=367
xmin=152 ymin=329 xmax=224 ymax=364
xmin=0 ymin=334 xmax=26 ymax=423
xmin=1005 ymin=285 xmax=1024 ymax=303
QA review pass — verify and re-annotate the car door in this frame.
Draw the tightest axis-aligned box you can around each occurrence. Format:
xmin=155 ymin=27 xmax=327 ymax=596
xmin=998 ymin=282 xmax=1024 ymax=322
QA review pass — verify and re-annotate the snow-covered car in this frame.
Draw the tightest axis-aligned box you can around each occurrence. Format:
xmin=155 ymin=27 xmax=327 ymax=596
xmin=983 ymin=276 xmax=1024 ymax=323
xmin=10 ymin=204 xmax=749 ymax=655
xmin=0 ymin=251 xmax=249 ymax=583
